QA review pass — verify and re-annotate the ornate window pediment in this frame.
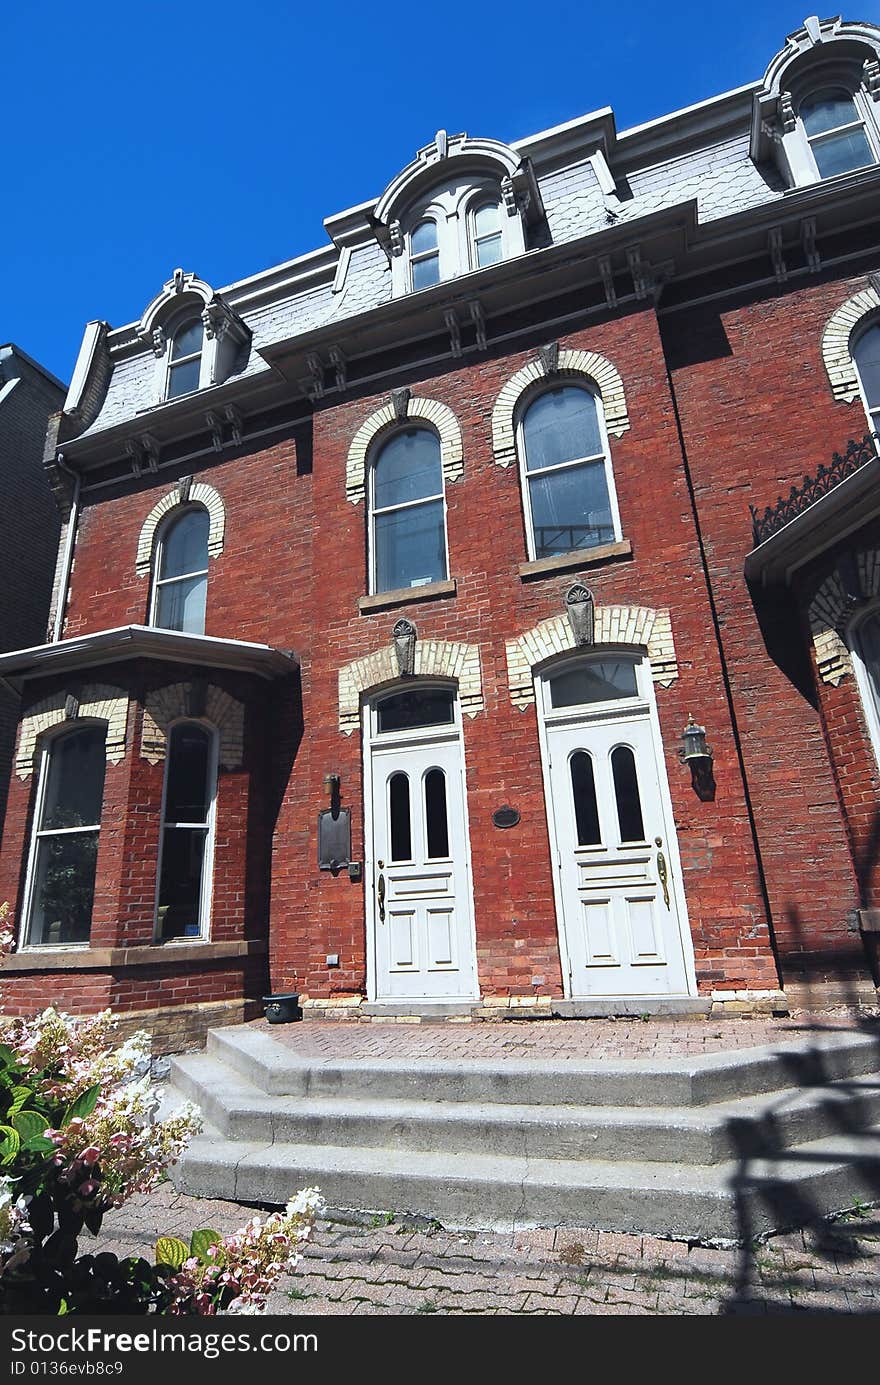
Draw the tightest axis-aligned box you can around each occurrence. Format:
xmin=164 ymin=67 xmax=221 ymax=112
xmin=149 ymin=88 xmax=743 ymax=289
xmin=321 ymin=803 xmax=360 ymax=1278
xmin=136 ymin=269 xmax=250 ymax=404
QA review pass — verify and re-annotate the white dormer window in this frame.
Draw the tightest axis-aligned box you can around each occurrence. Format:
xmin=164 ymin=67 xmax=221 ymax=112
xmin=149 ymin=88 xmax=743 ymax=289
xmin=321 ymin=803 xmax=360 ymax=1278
xmin=470 ymin=200 xmax=503 ymax=268
xmin=166 ymin=317 xmax=205 ymax=399
xmin=410 ymin=219 xmax=441 ymax=290
xmin=137 ymin=271 xmax=251 ymax=408
xmin=800 ymin=88 xmax=877 ymax=179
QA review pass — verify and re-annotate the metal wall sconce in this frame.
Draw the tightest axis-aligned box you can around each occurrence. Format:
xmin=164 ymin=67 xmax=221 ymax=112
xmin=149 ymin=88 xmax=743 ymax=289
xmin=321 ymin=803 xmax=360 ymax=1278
xmin=679 ymin=715 xmax=715 ymax=801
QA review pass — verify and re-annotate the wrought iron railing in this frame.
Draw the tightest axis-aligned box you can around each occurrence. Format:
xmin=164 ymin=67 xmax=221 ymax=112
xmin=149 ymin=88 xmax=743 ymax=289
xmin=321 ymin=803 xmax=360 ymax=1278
xmin=750 ymin=433 xmax=879 ymax=547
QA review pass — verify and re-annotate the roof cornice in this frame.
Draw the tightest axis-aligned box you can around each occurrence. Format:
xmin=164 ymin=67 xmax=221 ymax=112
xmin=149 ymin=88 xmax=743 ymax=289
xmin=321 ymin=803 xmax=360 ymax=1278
xmin=0 ymin=626 xmax=298 ymax=684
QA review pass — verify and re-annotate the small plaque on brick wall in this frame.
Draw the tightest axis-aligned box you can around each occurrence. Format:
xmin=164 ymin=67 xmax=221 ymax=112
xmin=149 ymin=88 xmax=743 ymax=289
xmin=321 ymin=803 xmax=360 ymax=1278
xmin=492 ymin=805 xmax=520 ymax=829
xmin=318 ymin=808 xmax=351 ymax=872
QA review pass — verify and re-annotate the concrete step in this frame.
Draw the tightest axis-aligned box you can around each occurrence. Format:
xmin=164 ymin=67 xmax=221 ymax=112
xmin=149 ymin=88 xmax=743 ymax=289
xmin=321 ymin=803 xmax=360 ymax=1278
xmin=172 ymin=1116 xmax=880 ymax=1242
xmin=171 ymin=1050 xmax=880 ymax=1167
xmin=204 ymin=1025 xmax=880 ymax=1108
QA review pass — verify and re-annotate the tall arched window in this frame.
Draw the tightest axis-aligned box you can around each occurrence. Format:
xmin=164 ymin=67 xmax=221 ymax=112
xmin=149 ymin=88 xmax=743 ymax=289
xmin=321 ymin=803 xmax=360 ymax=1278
xmin=470 ymin=200 xmax=503 ymax=268
xmin=166 ymin=317 xmax=204 ymax=399
xmin=409 ymin=220 xmax=440 ymax=290
xmin=853 ymin=323 xmax=880 ymax=433
xmin=24 ymin=725 xmax=107 ymax=946
xmin=800 ymin=88 xmax=876 ymax=179
xmin=151 ymin=507 xmax=210 ymax=634
xmin=370 ymin=428 xmax=448 ymax=593
xmin=518 ymin=385 xmax=620 ymax=560
xmin=156 ymin=722 xmax=218 ymax=940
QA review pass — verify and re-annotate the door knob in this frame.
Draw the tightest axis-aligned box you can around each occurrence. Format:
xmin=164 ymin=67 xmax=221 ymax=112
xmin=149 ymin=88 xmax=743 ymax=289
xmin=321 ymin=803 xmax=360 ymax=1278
xmin=377 ymin=872 xmax=386 ymax=923
xmin=655 ymin=837 xmax=670 ymax=911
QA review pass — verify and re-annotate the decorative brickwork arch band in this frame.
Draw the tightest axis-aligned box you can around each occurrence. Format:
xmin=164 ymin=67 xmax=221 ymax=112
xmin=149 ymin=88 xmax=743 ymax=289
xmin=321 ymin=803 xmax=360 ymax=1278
xmin=15 ymin=684 xmax=128 ymax=778
xmin=346 ymin=395 xmax=464 ymax=504
xmin=491 ymin=348 xmax=630 ymax=468
xmin=821 ymin=285 xmax=880 ymax=404
xmin=506 ymin=606 xmax=678 ymax=708
xmin=135 ymin=481 xmax=226 ymax=575
xmin=141 ymin=683 xmax=245 ymax=768
xmin=808 ymin=548 xmax=880 ymax=685
xmin=338 ymin=639 xmax=483 ymax=733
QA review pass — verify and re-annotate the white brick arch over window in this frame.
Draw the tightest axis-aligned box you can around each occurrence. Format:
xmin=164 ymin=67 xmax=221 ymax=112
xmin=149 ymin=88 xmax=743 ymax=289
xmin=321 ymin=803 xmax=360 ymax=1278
xmin=15 ymin=684 xmax=129 ymax=778
xmin=808 ymin=548 xmax=880 ymax=686
xmin=821 ymin=285 xmax=880 ymax=404
xmin=505 ymin=606 xmax=678 ymax=709
xmin=141 ymin=683 xmax=245 ymax=769
xmin=338 ymin=639 xmax=483 ymax=733
xmin=491 ymin=349 xmax=630 ymax=468
xmin=135 ymin=482 xmax=226 ymax=576
xmin=346 ymin=397 xmax=464 ymax=504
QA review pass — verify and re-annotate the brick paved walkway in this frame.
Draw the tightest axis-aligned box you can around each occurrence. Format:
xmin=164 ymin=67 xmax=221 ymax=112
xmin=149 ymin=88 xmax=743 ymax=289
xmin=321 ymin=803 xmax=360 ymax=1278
xmin=101 ymin=1183 xmax=880 ymax=1315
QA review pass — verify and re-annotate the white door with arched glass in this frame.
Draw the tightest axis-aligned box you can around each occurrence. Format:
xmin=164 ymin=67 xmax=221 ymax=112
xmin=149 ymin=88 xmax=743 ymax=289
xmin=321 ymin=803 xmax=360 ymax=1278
xmin=366 ymin=687 xmax=477 ymax=1002
xmin=540 ymin=656 xmax=694 ymax=998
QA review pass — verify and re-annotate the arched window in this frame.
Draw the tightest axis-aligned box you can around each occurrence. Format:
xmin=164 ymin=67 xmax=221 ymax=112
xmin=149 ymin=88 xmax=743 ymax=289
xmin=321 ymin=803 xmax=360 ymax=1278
xmin=470 ymin=200 xmax=503 ymax=268
xmin=151 ymin=507 xmax=210 ymax=634
xmin=166 ymin=317 xmax=204 ymax=399
xmin=853 ymin=323 xmax=880 ymax=433
xmin=800 ymin=88 xmax=876 ymax=179
xmin=518 ymin=385 xmax=620 ymax=560
xmin=156 ymin=722 xmax=217 ymax=940
xmin=409 ymin=220 xmax=441 ymax=290
xmin=24 ymin=725 xmax=107 ymax=946
xmin=370 ymin=428 xmax=448 ymax=593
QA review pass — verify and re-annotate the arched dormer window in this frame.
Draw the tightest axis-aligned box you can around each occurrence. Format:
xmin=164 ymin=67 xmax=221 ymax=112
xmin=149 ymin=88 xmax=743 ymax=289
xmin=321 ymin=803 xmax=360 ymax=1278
xmin=156 ymin=721 xmax=218 ymax=940
xmin=517 ymin=385 xmax=621 ymax=561
xmin=369 ymin=427 xmax=448 ymax=594
xmin=166 ymin=316 xmax=205 ymax=399
xmin=151 ymin=506 xmax=210 ymax=634
xmin=469 ymin=199 xmax=503 ymax=269
xmin=409 ymin=219 xmax=441 ymax=290
xmin=23 ymin=724 xmax=107 ymax=946
xmin=853 ymin=322 xmax=880 ymax=432
xmin=800 ymin=87 xmax=877 ymax=179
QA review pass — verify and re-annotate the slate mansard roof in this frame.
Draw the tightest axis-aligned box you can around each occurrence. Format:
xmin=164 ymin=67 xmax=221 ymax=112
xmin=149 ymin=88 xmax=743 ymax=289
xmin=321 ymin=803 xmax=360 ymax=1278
xmin=58 ymin=16 xmax=880 ymax=460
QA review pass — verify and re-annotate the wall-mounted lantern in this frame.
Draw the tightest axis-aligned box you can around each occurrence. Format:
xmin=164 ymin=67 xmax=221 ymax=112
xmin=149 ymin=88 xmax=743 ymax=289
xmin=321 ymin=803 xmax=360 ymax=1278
xmin=679 ymin=715 xmax=715 ymax=801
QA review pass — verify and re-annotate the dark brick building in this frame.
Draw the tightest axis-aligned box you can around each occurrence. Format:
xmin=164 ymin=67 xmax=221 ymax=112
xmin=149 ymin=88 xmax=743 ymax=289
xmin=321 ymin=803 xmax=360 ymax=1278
xmin=2 ymin=16 xmax=880 ymax=1045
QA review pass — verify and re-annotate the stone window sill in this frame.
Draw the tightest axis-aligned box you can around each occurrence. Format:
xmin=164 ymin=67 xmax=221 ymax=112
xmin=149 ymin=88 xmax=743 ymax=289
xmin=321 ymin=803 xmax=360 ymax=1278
xmin=518 ymin=539 xmax=633 ymax=581
xmin=1 ymin=939 xmax=267 ymax=972
xmin=358 ymin=578 xmax=457 ymax=614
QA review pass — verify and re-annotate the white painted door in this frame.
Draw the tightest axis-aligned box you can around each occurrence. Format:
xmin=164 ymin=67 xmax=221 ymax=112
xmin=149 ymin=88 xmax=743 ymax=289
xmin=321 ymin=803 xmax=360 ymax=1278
xmin=543 ymin=662 xmax=692 ymax=998
xmin=369 ymin=695 xmax=477 ymax=1001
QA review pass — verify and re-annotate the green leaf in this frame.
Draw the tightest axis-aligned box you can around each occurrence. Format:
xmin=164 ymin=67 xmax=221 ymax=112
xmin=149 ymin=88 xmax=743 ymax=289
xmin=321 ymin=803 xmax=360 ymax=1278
xmin=155 ymin=1236 xmax=190 ymax=1270
xmin=9 ymin=1086 xmax=34 ymax=1117
xmin=0 ymin=1124 xmax=21 ymax=1163
xmin=20 ymin=1133 xmax=55 ymax=1155
xmin=0 ymin=1043 xmax=19 ymax=1071
xmin=11 ymin=1109 xmax=47 ymax=1141
xmin=62 ymin=1083 xmax=100 ymax=1127
xmin=190 ymin=1228 xmax=222 ymax=1264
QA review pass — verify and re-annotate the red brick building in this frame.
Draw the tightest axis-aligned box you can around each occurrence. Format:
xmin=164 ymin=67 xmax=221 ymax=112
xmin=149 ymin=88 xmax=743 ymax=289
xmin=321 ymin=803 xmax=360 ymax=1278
xmin=2 ymin=16 xmax=880 ymax=1043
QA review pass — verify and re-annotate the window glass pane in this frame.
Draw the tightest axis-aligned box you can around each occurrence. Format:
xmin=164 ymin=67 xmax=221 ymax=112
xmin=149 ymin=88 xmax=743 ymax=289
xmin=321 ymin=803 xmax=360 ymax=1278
xmin=41 ymin=727 xmax=106 ymax=830
xmin=412 ymin=255 xmax=440 ymax=290
xmin=522 ymin=387 xmax=603 ymax=472
xmin=156 ymin=573 xmax=207 ymax=634
xmin=374 ymin=430 xmax=443 ymax=510
xmin=801 ymin=91 xmax=859 ymax=136
xmin=474 ymin=203 xmax=501 ymax=237
xmin=528 ymin=461 xmax=614 ymax=556
xmin=854 ymin=325 xmax=880 ymax=411
xmin=158 ymin=828 xmax=207 ymax=938
xmin=165 ymin=724 xmax=211 ymax=823
xmin=374 ymin=498 xmax=446 ymax=591
xmin=411 ymin=221 xmax=438 ymax=255
xmin=476 ymin=234 xmax=503 ymax=268
xmin=160 ymin=509 xmax=210 ymax=580
xmin=389 ymin=772 xmax=412 ymax=861
xmin=550 ymin=660 xmax=638 ymax=709
xmin=812 ymin=126 xmax=873 ymax=177
xmin=611 ymin=746 xmax=645 ymax=843
xmin=570 ymin=751 xmax=601 ymax=846
xmin=171 ymin=320 xmax=203 ymax=360
xmin=424 ymin=769 xmax=449 ymax=858
xmin=377 ymin=689 xmax=455 ymax=733
xmin=28 ymin=832 xmax=99 ymax=945
xmin=167 ymin=357 xmax=201 ymax=398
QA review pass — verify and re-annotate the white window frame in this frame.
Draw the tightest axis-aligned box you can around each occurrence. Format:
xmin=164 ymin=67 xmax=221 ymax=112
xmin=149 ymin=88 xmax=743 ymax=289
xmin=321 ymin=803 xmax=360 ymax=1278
xmin=408 ymin=218 xmax=442 ymax=292
xmin=467 ymin=196 xmax=504 ymax=271
xmin=852 ymin=319 xmax=880 ymax=435
xmin=20 ymin=724 xmax=107 ymax=951
xmin=800 ymin=84 xmax=879 ymax=181
xmin=149 ymin=505 xmax=210 ymax=633
xmin=391 ymin=176 xmax=526 ymax=297
xmin=516 ymin=382 xmax=623 ymax=562
xmin=163 ymin=310 xmax=210 ymax=402
xmin=367 ymin=426 xmax=450 ymax=595
xmin=153 ymin=719 xmax=219 ymax=943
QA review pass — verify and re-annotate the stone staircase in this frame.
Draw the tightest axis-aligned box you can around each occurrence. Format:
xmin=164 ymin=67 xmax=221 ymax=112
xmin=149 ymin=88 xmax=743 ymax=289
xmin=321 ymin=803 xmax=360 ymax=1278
xmin=168 ymin=1025 xmax=880 ymax=1242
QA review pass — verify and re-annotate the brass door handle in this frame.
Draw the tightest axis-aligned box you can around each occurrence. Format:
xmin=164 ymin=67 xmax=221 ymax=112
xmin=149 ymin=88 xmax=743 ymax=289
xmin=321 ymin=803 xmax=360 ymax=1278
xmin=377 ymin=872 xmax=386 ymax=923
xmin=655 ymin=837 xmax=670 ymax=911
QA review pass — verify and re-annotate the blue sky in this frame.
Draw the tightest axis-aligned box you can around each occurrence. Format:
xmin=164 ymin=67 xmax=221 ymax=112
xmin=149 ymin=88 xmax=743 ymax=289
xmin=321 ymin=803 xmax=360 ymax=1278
xmin=4 ymin=2 xmax=879 ymax=383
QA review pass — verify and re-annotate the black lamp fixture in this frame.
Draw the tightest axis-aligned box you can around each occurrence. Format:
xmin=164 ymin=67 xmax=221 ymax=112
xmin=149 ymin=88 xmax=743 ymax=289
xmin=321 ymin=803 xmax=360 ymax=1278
xmin=679 ymin=715 xmax=715 ymax=801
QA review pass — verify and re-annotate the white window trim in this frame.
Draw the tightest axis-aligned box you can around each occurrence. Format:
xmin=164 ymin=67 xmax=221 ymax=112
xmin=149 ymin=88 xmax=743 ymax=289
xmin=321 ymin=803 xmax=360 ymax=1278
xmin=20 ymin=725 xmax=106 ymax=951
xmin=801 ymin=85 xmax=880 ymax=181
xmin=849 ymin=607 xmax=880 ymax=774
xmin=516 ymin=383 xmax=623 ymax=563
xmin=408 ymin=218 xmax=442 ymax=292
xmin=783 ymin=81 xmax=880 ymax=187
xmin=852 ymin=319 xmax=880 ymax=435
xmin=466 ymin=195 xmax=505 ymax=272
xmin=163 ymin=311 xmax=211 ymax=402
xmin=149 ymin=506 xmax=210 ymax=633
xmin=392 ymin=176 xmax=526 ymax=298
xmin=153 ymin=719 xmax=219 ymax=943
xmin=367 ymin=427 xmax=450 ymax=595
